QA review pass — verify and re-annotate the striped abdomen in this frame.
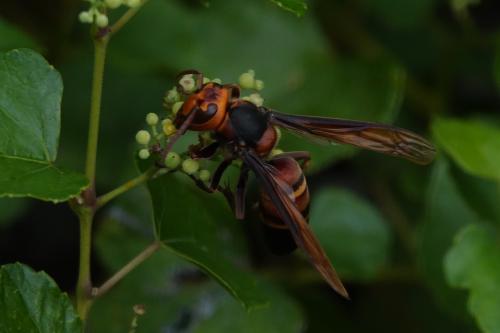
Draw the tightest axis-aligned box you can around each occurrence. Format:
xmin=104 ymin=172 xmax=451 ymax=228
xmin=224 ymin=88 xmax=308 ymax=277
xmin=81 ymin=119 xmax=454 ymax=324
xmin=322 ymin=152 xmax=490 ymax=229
xmin=259 ymin=156 xmax=310 ymax=254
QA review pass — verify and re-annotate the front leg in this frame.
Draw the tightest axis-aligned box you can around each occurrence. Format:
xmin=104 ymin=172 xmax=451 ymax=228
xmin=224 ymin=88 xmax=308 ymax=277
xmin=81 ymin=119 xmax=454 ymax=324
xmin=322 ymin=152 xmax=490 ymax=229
xmin=218 ymin=165 xmax=249 ymax=220
xmin=189 ymin=158 xmax=233 ymax=193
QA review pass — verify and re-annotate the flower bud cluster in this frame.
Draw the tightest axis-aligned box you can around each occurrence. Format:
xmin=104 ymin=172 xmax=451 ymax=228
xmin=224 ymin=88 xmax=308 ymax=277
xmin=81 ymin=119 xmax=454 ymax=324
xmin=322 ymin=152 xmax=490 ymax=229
xmin=78 ymin=0 xmax=142 ymax=27
xmin=238 ymin=69 xmax=265 ymax=107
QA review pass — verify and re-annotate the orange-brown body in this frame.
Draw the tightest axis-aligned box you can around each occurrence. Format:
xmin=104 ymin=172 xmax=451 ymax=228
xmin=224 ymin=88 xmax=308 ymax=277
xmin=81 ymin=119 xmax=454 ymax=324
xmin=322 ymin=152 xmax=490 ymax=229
xmin=259 ymin=156 xmax=310 ymax=229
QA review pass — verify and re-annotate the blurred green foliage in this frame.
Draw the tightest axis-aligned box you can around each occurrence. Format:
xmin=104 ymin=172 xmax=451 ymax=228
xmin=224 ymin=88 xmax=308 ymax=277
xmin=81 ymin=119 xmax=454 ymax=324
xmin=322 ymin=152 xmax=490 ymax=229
xmin=1 ymin=0 xmax=500 ymax=332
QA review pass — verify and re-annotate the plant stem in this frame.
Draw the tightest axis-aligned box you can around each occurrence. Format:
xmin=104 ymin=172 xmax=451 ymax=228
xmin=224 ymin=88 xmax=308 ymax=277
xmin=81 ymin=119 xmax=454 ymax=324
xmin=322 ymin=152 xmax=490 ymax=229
xmin=109 ymin=0 xmax=150 ymax=38
xmin=84 ymin=37 xmax=108 ymax=187
xmin=76 ymin=0 xmax=151 ymax=322
xmin=92 ymin=241 xmax=161 ymax=298
xmin=96 ymin=168 xmax=156 ymax=209
xmin=76 ymin=208 xmax=94 ymax=320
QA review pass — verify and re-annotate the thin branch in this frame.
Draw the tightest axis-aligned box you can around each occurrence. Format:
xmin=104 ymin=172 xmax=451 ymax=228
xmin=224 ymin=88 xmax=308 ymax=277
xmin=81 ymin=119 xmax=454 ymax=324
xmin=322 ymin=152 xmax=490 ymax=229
xmin=92 ymin=241 xmax=161 ymax=298
xmin=96 ymin=168 xmax=157 ymax=209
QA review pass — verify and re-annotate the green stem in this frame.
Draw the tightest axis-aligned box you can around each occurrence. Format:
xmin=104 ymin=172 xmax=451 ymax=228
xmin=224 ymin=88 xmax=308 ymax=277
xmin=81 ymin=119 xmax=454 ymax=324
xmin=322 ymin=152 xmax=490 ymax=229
xmin=96 ymin=168 xmax=156 ymax=209
xmin=92 ymin=241 xmax=161 ymax=298
xmin=75 ymin=1 xmax=150 ymax=322
xmin=76 ymin=208 xmax=94 ymax=320
xmin=84 ymin=38 xmax=108 ymax=186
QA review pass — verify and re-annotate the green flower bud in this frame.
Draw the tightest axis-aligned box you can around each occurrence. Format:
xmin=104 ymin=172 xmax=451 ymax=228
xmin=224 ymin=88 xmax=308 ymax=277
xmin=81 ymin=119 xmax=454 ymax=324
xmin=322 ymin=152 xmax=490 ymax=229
xmin=164 ymin=87 xmax=180 ymax=104
xmin=78 ymin=11 xmax=93 ymax=23
xmin=179 ymin=74 xmax=196 ymax=93
xmin=164 ymin=152 xmax=181 ymax=169
xmin=105 ymin=0 xmax=123 ymax=9
xmin=162 ymin=118 xmax=173 ymax=126
xmin=135 ymin=130 xmax=151 ymax=145
xmin=203 ymin=77 xmax=210 ymax=84
xmin=182 ymin=158 xmax=200 ymax=175
xmin=138 ymin=148 xmax=150 ymax=159
xmin=163 ymin=123 xmax=176 ymax=136
xmin=199 ymin=169 xmax=211 ymax=182
xmin=146 ymin=113 xmax=159 ymax=126
xmin=124 ymin=0 xmax=141 ymax=7
xmin=254 ymin=79 xmax=264 ymax=91
xmin=239 ymin=71 xmax=255 ymax=89
xmin=172 ymin=101 xmax=184 ymax=115
xmin=95 ymin=13 xmax=109 ymax=28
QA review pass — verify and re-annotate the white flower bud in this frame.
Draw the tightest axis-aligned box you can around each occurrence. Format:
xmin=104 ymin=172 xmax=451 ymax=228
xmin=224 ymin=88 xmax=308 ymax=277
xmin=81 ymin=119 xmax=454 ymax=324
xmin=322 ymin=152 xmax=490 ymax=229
xmin=95 ymin=13 xmax=109 ymax=28
xmin=239 ymin=70 xmax=255 ymax=89
xmin=182 ymin=159 xmax=200 ymax=175
xmin=138 ymin=149 xmax=150 ymax=159
xmin=164 ymin=88 xmax=180 ymax=104
xmin=179 ymin=74 xmax=196 ymax=93
xmin=242 ymin=93 xmax=264 ymax=107
xmin=254 ymin=79 xmax=264 ymax=91
xmin=78 ymin=11 xmax=93 ymax=24
xmin=135 ymin=130 xmax=151 ymax=145
xmin=199 ymin=169 xmax=211 ymax=182
xmin=105 ymin=0 xmax=123 ymax=9
xmin=146 ymin=113 xmax=159 ymax=126
xmin=125 ymin=0 xmax=141 ymax=7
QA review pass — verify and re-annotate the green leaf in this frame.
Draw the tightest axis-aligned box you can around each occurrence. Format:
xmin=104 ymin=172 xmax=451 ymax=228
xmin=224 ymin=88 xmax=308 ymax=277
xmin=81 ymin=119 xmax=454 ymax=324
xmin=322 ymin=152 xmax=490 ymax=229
xmin=359 ymin=0 xmax=435 ymax=29
xmin=0 ymin=263 xmax=82 ymax=333
xmin=0 ymin=19 xmax=39 ymax=52
xmin=90 ymin=217 xmax=196 ymax=333
xmin=92 ymin=217 xmax=303 ymax=332
xmin=0 ymin=157 xmax=88 ymax=202
xmin=310 ymin=187 xmax=391 ymax=281
xmin=140 ymin=163 xmax=268 ymax=310
xmin=432 ymin=117 xmax=500 ymax=182
xmin=0 ymin=49 xmax=88 ymax=202
xmin=445 ymin=224 xmax=500 ymax=333
xmin=278 ymin=58 xmax=406 ymax=169
xmin=417 ymin=158 xmax=477 ymax=316
xmin=191 ymin=284 xmax=304 ymax=333
xmin=269 ymin=0 xmax=308 ymax=17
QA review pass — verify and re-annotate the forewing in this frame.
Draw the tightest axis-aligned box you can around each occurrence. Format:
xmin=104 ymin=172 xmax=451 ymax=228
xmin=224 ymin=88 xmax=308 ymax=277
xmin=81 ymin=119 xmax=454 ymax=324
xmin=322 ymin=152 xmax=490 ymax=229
xmin=242 ymin=150 xmax=349 ymax=299
xmin=270 ymin=111 xmax=435 ymax=165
